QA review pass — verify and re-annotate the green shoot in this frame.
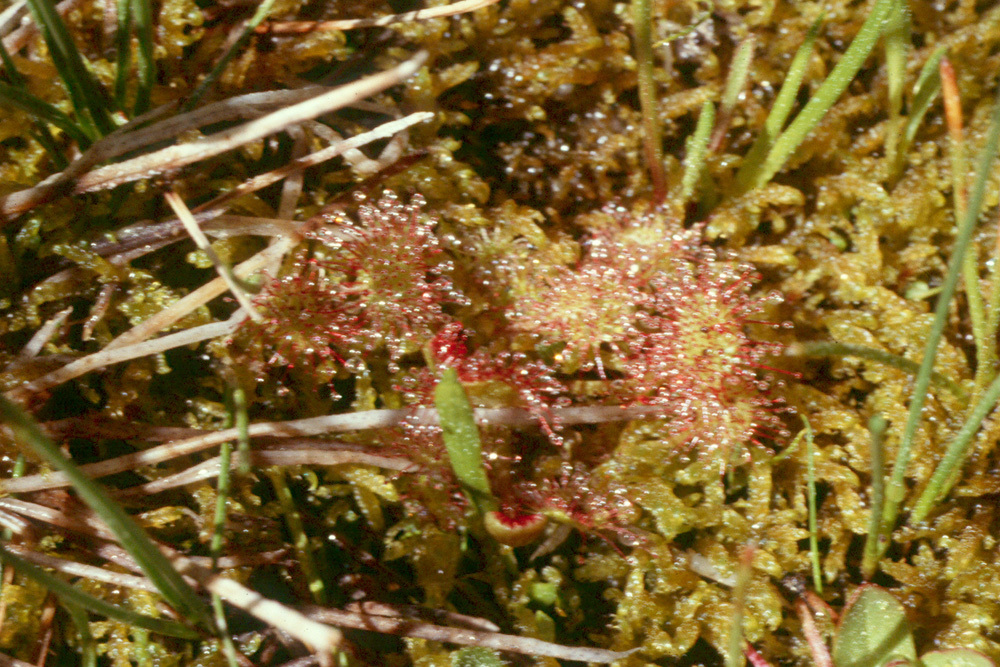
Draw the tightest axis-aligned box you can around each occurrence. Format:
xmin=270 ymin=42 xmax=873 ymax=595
xmin=787 ymin=341 xmax=968 ymax=400
xmin=211 ymin=399 xmax=240 ymax=667
xmin=63 ymin=601 xmax=97 ymax=667
xmin=861 ymin=414 xmax=887 ymax=580
xmin=739 ymin=16 xmax=822 ymax=176
xmin=24 ymin=0 xmax=116 ymax=138
xmin=882 ymin=0 xmax=910 ymax=167
xmin=881 ymin=79 xmax=1000 ymax=541
xmin=632 ymin=0 xmax=665 ymax=203
xmin=891 ymin=46 xmax=947 ymax=180
xmin=939 ymin=57 xmax=991 ymax=394
xmin=0 ymin=396 xmax=212 ymax=628
xmin=804 ymin=417 xmax=822 ymax=593
xmin=0 ymin=547 xmax=200 ymax=639
xmin=184 ymin=0 xmax=278 ymax=111
xmin=709 ymin=36 xmax=755 ymax=152
xmin=130 ymin=0 xmax=154 ymax=114
xmin=266 ymin=468 xmax=326 ymax=604
xmin=910 ymin=373 xmax=1000 ymax=524
xmin=727 ymin=546 xmax=754 ymax=667
xmin=682 ymin=101 xmax=716 ymax=202
xmin=435 ymin=367 xmax=497 ymax=514
xmin=736 ymin=0 xmax=894 ymax=193
xmin=986 ymin=218 xmax=1000 ymax=383
xmin=233 ymin=386 xmax=251 ymax=475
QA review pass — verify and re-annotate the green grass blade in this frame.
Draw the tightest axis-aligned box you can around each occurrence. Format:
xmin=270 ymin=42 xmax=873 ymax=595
xmin=739 ymin=15 xmax=822 ymax=176
xmin=0 ymin=81 xmax=93 ymax=146
xmin=210 ymin=395 xmax=240 ymax=667
xmin=266 ymin=468 xmax=326 ymax=604
xmin=710 ymin=36 xmax=755 ymax=151
xmin=788 ymin=341 xmax=968 ymax=400
xmin=910 ymin=373 xmax=1000 ymax=524
xmin=804 ymin=416 xmax=822 ymax=593
xmin=233 ymin=387 xmax=251 ymax=475
xmin=130 ymin=0 xmax=154 ymax=115
xmin=736 ymin=0 xmax=893 ymax=193
xmin=860 ymin=414 xmax=887 ymax=580
xmin=24 ymin=0 xmax=115 ymax=137
xmin=682 ymin=101 xmax=715 ymax=202
xmin=0 ymin=396 xmax=212 ymax=627
xmin=184 ymin=0 xmax=277 ymax=111
xmin=889 ymin=45 xmax=946 ymax=181
xmin=112 ymin=0 xmax=133 ymax=109
xmin=632 ymin=0 xmax=665 ymax=203
xmin=435 ymin=367 xmax=497 ymax=514
xmin=0 ymin=546 xmax=200 ymax=639
xmin=63 ymin=601 xmax=98 ymax=667
xmin=901 ymin=46 xmax=946 ymax=152
xmin=884 ymin=0 xmax=909 ymax=119
xmin=881 ymin=80 xmax=1000 ymax=537
xmin=882 ymin=0 xmax=910 ymax=166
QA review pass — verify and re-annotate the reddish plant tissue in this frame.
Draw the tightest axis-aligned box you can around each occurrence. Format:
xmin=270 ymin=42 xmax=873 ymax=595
xmin=244 ymin=191 xmax=467 ymax=374
xmin=243 ymin=193 xmax=788 ymax=477
xmin=622 ymin=239 xmax=791 ymax=463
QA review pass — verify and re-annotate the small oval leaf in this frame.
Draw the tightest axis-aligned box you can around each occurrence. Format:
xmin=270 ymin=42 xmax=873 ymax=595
xmin=833 ymin=586 xmax=917 ymax=667
xmin=921 ymin=649 xmax=996 ymax=667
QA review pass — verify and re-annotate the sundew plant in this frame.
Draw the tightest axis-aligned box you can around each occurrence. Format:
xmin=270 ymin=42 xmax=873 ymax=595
xmin=2 ymin=1 xmax=1000 ymax=666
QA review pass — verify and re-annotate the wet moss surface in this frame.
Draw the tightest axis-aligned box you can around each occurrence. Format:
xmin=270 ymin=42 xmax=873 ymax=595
xmin=3 ymin=0 xmax=1000 ymax=665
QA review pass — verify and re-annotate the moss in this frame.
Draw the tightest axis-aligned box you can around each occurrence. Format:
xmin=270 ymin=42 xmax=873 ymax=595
xmin=4 ymin=0 xmax=1000 ymax=664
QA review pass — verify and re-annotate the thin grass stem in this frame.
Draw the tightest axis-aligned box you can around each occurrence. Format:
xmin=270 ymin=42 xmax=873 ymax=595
xmin=910 ymin=373 xmax=1000 ymax=523
xmin=0 ymin=398 xmax=212 ymax=627
xmin=209 ymin=420 xmax=240 ymax=667
xmin=632 ymin=0 xmax=664 ymax=203
xmin=164 ymin=190 xmax=263 ymax=322
xmin=860 ymin=414 xmax=887 ymax=580
xmin=882 ymin=0 xmax=909 ymax=167
xmin=710 ymin=36 xmax=755 ymax=152
xmin=63 ymin=602 xmax=97 ymax=667
xmin=0 ymin=546 xmax=200 ymax=639
xmin=881 ymin=80 xmax=1000 ymax=539
xmin=257 ymin=0 xmax=501 ymax=33
xmin=130 ymin=0 xmax=153 ymax=114
xmin=736 ymin=0 xmax=893 ymax=192
xmin=804 ymin=417 xmax=822 ymax=593
xmin=786 ymin=341 xmax=968 ymax=400
xmin=739 ymin=17 xmax=822 ymax=175
xmin=184 ymin=0 xmax=277 ymax=111
xmin=682 ymin=101 xmax=715 ymax=203
xmin=892 ymin=46 xmax=947 ymax=180
xmin=0 ymin=405 xmax=673 ymax=496
xmin=233 ymin=387 xmax=251 ymax=475
xmin=985 ymin=211 xmax=1000 ymax=385
xmin=266 ymin=469 xmax=326 ymax=604
xmin=112 ymin=0 xmax=131 ymax=108
xmin=940 ymin=57 xmax=990 ymax=394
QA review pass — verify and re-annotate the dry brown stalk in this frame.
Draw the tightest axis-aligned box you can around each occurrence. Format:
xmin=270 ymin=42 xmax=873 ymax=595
xmin=305 ymin=602 xmax=633 ymax=663
xmin=257 ymin=0 xmax=500 ymax=34
xmin=0 ymin=53 xmax=428 ymax=221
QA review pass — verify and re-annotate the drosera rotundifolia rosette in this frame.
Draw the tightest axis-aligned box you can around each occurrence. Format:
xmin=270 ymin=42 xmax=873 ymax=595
xmin=234 ymin=191 xmax=793 ymax=541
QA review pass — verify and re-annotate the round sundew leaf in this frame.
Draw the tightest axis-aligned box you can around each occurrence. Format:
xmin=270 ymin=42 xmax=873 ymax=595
xmin=833 ymin=585 xmax=916 ymax=667
xmin=920 ymin=649 xmax=996 ymax=667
